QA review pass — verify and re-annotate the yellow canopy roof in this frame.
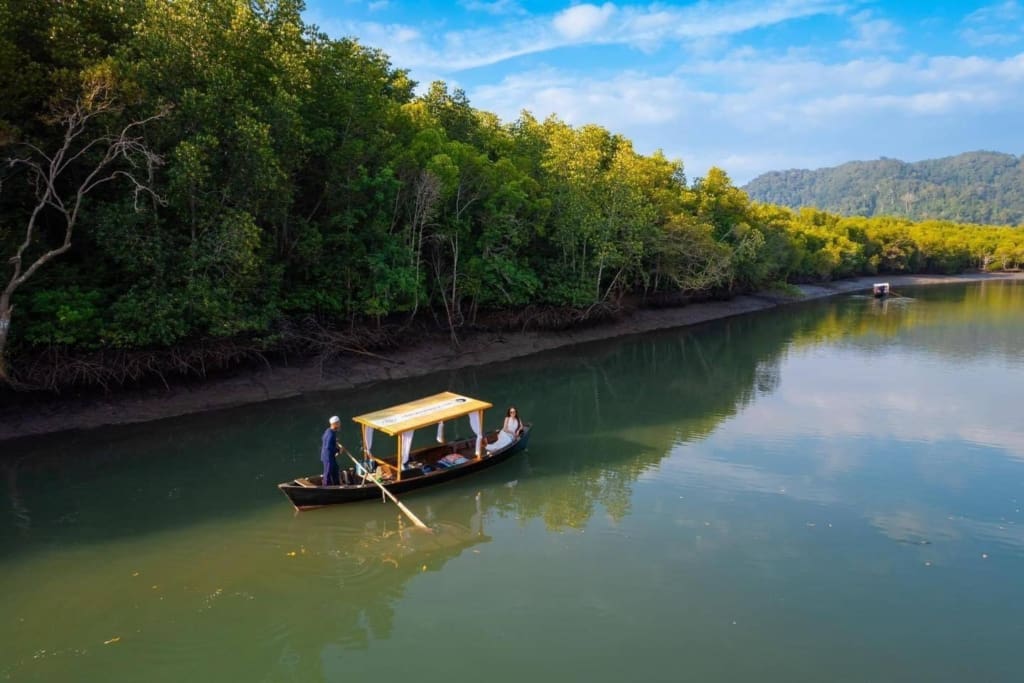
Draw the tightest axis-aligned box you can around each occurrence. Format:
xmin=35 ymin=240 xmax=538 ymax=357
xmin=352 ymin=392 xmax=493 ymax=436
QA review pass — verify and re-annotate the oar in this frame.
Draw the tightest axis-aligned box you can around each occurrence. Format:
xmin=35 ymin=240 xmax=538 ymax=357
xmin=343 ymin=448 xmax=431 ymax=532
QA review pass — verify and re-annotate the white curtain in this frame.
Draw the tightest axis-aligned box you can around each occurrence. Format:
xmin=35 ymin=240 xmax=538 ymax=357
xmin=468 ymin=411 xmax=483 ymax=456
xmin=436 ymin=421 xmax=445 ymax=443
xmin=400 ymin=431 xmax=414 ymax=467
xmin=357 ymin=426 xmax=376 ymax=476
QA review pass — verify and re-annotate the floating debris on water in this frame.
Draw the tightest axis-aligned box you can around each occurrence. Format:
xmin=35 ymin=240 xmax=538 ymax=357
xmin=104 ymin=637 xmax=121 ymax=645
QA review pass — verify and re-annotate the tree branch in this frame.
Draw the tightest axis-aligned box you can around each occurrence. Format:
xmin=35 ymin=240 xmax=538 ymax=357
xmin=1 ymin=85 xmax=169 ymax=385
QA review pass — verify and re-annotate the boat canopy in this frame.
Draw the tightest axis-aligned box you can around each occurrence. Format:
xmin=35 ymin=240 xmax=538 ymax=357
xmin=352 ymin=392 xmax=493 ymax=437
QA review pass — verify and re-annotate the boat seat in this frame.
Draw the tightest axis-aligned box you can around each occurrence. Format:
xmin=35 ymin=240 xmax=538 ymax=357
xmin=295 ymin=478 xmax=318 ymax=488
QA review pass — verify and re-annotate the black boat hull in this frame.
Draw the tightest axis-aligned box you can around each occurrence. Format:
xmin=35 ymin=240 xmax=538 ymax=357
xmin=278 ymin=426 xmax=531 ymax=510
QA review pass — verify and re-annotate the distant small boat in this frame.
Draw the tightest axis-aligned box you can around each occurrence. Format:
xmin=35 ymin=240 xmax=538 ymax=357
xmin=278 ymin=392 xmax=531 ymax=510
xmin=873 ymin=282 xmax=891 ymax=298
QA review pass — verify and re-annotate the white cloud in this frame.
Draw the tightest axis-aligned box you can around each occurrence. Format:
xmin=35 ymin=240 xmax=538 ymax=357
xmin=308 ymin=1 xmax=1024 ymax=182
xmin=321 ymin=0 xmax=851 ymax=72
xmin=469 ymin=51 xmax=1024 ymax=182
xmin=960 ymin=1 xmax=1024 ymax=47
xmin=476 ymin=51 xmax=1024 ymax=126
xmin=961 ymin=28 xmax=1020 ymax=47
xmin=840 ymin=10 xmax=903 ymax=52
xmin=393 ymin=26 xmax=421 ymax=43
xmin=965 ymin=0 xmax=1023 ymax=22
xmin=461 ymin=0 xmax=526 ymax=15
xmin=472 ymin=68 xmax=686 ymax=127
xmin=553 ymin=3 xmax=616 ymax=39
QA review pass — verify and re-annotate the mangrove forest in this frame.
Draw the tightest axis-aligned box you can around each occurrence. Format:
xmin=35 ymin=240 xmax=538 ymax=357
xmin=2 ymin=0 xmax=1023 ymax=390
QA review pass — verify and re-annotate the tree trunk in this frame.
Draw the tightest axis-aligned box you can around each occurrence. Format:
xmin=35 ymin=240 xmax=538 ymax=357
xmin=0 ymin=292 xmax=12 ymax=384
xmin=409 ymin=171 xmax=441 ymax=319
xmin=448 ymin=233 xmax=460 ymax=347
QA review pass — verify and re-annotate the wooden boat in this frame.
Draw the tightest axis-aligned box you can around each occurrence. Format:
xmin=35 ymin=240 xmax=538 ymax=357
xmin=873 ymin=282 xmax=891 ymax=298
xmin=278 ymin=392 xmax=531 ymax=510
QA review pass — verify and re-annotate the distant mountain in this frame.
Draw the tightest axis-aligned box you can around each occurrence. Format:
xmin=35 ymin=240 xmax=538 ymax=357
xmin=743 ymin=151 xmax=1024 ymax=225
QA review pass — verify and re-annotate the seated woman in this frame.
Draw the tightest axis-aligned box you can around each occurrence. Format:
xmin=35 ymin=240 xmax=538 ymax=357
xmin=502 ymin=406 xmax=523 ymax=438
xmin=489 ymin=406 xmax=523 ymax=454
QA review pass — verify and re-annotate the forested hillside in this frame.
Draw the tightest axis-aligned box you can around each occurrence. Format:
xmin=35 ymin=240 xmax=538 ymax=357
xmin=1 ymin=0 xmax=1022 ymax=391
xmin=743 ymin=151 xmax=1024 ymax=225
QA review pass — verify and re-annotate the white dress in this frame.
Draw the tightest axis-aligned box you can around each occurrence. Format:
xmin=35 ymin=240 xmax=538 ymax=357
xmin=490 ymin=417 xmax=520 ymax=453
xmin=503 ymin=416 xmax=521 ymax=435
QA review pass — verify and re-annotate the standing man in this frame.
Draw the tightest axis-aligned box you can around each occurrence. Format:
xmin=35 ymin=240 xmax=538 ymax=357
xmin=321 ymin=415 xmax=342 ymax=486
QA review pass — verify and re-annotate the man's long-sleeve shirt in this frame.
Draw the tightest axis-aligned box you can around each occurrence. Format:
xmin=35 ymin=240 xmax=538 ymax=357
xmin=321 ymin=428 xmax=339 ymax=464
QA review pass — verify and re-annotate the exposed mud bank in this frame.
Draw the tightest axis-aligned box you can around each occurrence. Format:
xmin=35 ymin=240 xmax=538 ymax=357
xmin=1 ymin=272 xmax=1020 ymax=444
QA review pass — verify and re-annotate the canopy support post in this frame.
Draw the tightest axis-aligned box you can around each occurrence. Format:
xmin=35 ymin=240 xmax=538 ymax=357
xmin=396 ymin=438 xmax=402 ymax=481
xmin=476 ymin=409 xmax=485 ymax=458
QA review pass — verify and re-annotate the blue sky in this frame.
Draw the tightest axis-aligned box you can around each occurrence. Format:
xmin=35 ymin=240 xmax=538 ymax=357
xmin=303 ymin=0 xmax=1024 ymax=184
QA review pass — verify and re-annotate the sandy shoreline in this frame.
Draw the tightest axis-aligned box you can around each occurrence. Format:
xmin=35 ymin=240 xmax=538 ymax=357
xmin=1 ymin=272 xmax=1021 ymax=444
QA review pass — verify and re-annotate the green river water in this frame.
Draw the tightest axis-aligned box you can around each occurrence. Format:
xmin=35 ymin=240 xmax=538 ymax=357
xmin=2 ymin=280 xmax=1023 ymax=682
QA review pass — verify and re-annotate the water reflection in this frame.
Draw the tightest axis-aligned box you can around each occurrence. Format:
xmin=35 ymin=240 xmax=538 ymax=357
xmin=0 ymin=299 xmax=809 ymax=555
xmin=798 ymin=280 xmax=1024 ymax=363
xmin=1 ymin=282 xmax=1023 ymax=682
xmin=3 ymin=283 xmax=1022 ymax=552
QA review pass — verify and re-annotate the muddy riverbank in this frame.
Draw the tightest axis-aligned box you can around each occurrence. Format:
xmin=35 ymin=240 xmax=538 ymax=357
xmin=1 ymin=272 xmax=1020 ymax=444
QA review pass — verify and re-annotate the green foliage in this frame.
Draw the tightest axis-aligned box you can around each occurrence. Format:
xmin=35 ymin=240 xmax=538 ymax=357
xmin=105 ymin=286 xmax=190 ymax=347
xmin=22 ymin=287 xmax=105 ymax=346
xmin=744 ymin=151 xmax=1024 ymax=226
xmin=3 ymin=0 xmax=1023 ymax=378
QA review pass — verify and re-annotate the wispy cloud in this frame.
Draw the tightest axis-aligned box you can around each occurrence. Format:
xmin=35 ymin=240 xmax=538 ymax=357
xmin=474 ymin=52 xmax=1024 ymax=126
xmin=960 ymin=0 xmax=1024 ymax=47
xmin=307 ymin=0 xmax=1024 ymax=181
xmin=319 ymin=0 xmax=853 ymax=72
xmin=840 ymin=10 xmax=903 ymax=51
xmin=470 ymin=51 xmax=1024 ymax=181
xmin=461 ymin=0 xmax=527 ymax=16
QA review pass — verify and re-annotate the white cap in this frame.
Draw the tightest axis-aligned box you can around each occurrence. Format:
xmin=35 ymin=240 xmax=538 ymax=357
xmin=329 ymin=415 xmax=340 ymax=424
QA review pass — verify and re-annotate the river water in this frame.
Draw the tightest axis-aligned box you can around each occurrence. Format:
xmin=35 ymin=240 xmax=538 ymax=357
xmin=2 ymin=281 xmax=1022 ymax=682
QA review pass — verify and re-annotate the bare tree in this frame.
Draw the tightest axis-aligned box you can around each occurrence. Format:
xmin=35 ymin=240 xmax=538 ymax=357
xmin=0 ymin=82 xmax=167 ymax=384
xmin=407 ymin=170 xmax=441 ymax=318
